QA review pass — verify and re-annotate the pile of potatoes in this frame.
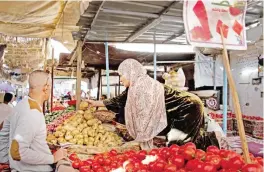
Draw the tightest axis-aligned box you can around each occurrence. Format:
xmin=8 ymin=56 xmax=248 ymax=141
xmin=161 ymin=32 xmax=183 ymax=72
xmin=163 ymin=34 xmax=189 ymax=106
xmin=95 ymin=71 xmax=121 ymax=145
xmin=47 ymin=109 xmax=122 ymax=148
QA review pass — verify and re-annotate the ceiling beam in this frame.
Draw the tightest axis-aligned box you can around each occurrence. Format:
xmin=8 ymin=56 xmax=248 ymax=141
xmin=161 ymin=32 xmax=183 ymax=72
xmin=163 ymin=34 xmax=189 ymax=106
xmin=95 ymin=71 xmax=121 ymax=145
xmin=162 ymin=29 xmax=185 ymax=43
xmin=125 ymin=1 xmax=180 ymax=43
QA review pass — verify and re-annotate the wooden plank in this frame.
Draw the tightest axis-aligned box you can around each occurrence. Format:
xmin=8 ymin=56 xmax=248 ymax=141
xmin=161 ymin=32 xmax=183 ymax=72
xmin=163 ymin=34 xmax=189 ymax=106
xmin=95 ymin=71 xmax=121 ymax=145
xmin=76 ymin=41 xmax=83 ymax=110
xmin=97 ymin=69 xmax=101 ymax=100
xmin=220 ymin=28 xmax=251 ymax=163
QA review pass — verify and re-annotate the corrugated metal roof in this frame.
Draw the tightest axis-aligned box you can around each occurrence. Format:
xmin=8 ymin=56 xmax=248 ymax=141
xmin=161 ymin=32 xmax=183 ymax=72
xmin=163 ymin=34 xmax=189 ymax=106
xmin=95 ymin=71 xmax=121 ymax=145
xmin=73 ymin=0 xmax=263 ymax=44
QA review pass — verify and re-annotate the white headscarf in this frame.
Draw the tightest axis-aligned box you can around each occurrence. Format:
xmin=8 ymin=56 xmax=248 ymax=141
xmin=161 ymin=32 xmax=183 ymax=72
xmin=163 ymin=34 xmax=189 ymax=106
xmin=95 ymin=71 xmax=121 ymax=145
xmin=118 ymin=59 xmax=167 ymax=142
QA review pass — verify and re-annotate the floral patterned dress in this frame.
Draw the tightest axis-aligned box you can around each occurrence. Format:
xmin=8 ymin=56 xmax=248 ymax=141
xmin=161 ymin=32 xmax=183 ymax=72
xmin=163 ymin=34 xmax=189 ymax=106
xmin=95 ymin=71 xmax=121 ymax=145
xmin=104 ymin=85 xmax=219 ymax=150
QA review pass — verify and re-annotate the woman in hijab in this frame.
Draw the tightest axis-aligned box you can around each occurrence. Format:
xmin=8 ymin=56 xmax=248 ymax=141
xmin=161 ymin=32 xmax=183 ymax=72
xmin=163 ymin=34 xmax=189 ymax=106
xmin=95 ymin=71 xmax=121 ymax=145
xmin=88 ymin=59 xmax=219 ymax=150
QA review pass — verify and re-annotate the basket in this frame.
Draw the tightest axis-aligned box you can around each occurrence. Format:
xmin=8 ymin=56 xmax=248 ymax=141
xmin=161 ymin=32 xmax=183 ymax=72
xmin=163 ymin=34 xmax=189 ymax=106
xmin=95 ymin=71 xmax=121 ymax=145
xmin=93 ymin=110 xmax=115 ymax=123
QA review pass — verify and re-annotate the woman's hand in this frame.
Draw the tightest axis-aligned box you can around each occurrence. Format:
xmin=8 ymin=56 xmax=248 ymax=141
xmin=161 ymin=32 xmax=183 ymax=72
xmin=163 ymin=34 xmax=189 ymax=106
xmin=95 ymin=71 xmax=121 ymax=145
xmin=87 ymin=100 xmax=105 ymax=107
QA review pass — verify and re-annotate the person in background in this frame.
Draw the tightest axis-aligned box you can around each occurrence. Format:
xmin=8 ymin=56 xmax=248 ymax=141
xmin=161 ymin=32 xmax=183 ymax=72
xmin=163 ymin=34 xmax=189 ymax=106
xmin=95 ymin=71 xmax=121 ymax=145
xmin=0 ymin=93 xmax=14 ymax=128
xmin=88 ymin=59 xmax=219 ymax=150
xmin=100 ymin=94 xmax=107 ymax=101
xmin=8 ymin=70 xmax=67 ymax=171
xmin=12 ymin=95 xmax=17 ymax=107
xmin=0 ymin=93 xmax=15 ymax=164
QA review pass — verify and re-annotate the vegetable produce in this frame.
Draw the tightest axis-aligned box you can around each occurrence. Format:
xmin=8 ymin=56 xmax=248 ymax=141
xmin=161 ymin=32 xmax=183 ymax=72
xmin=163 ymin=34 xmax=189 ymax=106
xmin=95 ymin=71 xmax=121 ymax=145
xmin=70 ymin=142 xmax=264 ymax=172
xmin=47 ymin=109 xmax=122 ymax=147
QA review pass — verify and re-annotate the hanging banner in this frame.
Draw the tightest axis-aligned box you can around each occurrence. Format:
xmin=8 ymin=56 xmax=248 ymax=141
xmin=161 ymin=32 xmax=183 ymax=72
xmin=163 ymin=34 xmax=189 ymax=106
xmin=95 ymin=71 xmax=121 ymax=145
xmin=183 ymin=0 xmax=247 ymax=50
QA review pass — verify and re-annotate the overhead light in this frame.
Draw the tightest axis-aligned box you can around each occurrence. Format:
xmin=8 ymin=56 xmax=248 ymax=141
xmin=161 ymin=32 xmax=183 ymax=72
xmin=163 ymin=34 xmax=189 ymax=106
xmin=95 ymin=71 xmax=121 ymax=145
xmin=112 ymin=43 xmax=195 ymax=53
xmin=4 ymin=50 xmax=8 ymax=53
xmin=96 ymin=51 xmax=100 ymax=54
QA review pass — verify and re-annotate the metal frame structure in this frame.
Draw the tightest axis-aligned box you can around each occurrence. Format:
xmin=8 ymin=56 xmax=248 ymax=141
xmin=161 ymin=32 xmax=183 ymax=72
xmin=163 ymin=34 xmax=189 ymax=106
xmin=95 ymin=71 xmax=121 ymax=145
xmin=72 ymin=0 xmax=263 ymax=129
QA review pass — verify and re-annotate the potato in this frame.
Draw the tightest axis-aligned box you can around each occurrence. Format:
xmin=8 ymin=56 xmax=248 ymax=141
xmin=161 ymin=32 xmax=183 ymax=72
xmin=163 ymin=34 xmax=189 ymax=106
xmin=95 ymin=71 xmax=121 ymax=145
xmin=71 ymin=130 xmax=79 ymax=136
xmin=77 ymin=110 xmax=85 ymax=115
xmin=80 ymin=102 xmax=89 ymax=110
xmin=84 ymin=113 xmax=94 ymax=121
xmin=88 ymin=137 xmax=95 ymax=143
xmin=50 ymin=139 xmax=57 ymax=145
xmin=87 ymin=141 xmax=93 ymax=146
xmin=54 ymin=131 xmax=60 ymax=138
xmin=58 ymin=132 xmax=65 ymax=138
xmin=84 ymin=138 xmax=89 ymax=145
xmin=87 ymin=119 xmax=98 ymax=126
xmin=58 ymin=137 xmax=66 ymax=144
xmin=69 ymin=138 xmax=77 ymax=144
xmin=65 ymin=134 xmax=73 ymax=141
xmin=77 ymin=139 xmax=84 ymax=145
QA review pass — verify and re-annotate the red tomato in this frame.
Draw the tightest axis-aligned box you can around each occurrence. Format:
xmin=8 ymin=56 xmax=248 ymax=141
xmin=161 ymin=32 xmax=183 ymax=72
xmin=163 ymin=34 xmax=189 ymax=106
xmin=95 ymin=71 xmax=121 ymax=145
xmin=206 ymin=146 xmax=220 ymax=154
xmin=182 ymin=148 xmax=195 ymax=160
xmin=103 ymin=158 xmax=111 ymax=166
xmin=149 ymin=149 xmax=159 ymax=156
xmin=184 ymin=142 xmax=196 ymax=150
xmin=186 ymin=159 xmax=201 ymax=171
xmin=69 ymin=153 xmax=79 ymax=161
xmin=126 ymin=163 xmax=135 ymax=171
xmin=227 ymin=156 xmax=244 ymax=170
xmin=110 ymin=162 xmax=118 ymax=169
xmin=83 ymin=159 xmax=93 ymax=166
xmin=206 ymin=155 xmax=221 ymax=169
xmin=92 ymin=163 xmax=101 ymax=171
xmin=193 ymin=160 xmax=205 ymax=172
xmin=164 ymin=164 xmax=177 ymax=172
xmin=79 ymin=166 xmax=91 ymax=172
xmin=195 ymin=149 xmax=206 ymax=161
xmin=150 ymin=162 xmax=166 ymax=172
xmin=104 ymin=166 xmax=111 ymax=171
xmin=218 ymin=149 xmax=228 ymax=158
xmin=169 ymin=155 xmax=185 ymax=168
xmin=159 ymin=147 xmax=171 ymax=160
xmin=169 ymin=144 xmax=180 ymax=155
xmin=79 ymin=161 xmax=84 ymax=168
xmin=109 ymin=149 xmax=118 ymax=156
xmin=241 ymin=164 xmax=262 ymax=172
xmin=72 ymin=161 xmax=80 ymax=169
xmin=137 ymin=150 xmax=147 ymax=160
xmin=96 ymin=167 xmax=106 ymax=172
xmin=95 ymin=157 xmax=104 ymax=165
xmin=220 ymin=159 xmax=229 ymax=169
xmin=226 ymin=151 xmax=238 ymax=159
xmin=176 ymin=168 xmax=187 ymax=172
xmin=201 ymin=162 xmax=217 ymax=172
xmin=256 ymin=157 xmax=264 ymax=166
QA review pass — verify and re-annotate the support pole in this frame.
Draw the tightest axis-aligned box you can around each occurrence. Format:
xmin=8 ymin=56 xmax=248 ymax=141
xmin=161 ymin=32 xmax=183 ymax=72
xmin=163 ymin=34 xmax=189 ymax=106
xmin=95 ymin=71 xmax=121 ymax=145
xmin=220 ymin=28 xmax=250 ymax=163
xmin=213 ymin=56 xmax=217 ymax=90
xmin=118 ymin=75 xmax=121 ymax=95
xmin=97 ymin=69 xmax=101 ymax=100
xmin=105 ymin=42 xmax=110 ymax=98
xmin=153 ymin=31 xmax=157 ymax=80
xmin=76 ymin=40 xmax=82 ymax=110
xmin=223 ymin=69 xmax=228 ymax=135
xmin=51 ymin=48 xmax=54 ymax=112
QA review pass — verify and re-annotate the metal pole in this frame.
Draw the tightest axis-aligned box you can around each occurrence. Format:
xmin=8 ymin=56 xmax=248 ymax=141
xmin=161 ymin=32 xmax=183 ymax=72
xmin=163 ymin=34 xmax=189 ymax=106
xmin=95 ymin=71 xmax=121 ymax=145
xmin=105 ymin=42 xmax=110 ymax=98
xmin=76 ymin=40 xmax=82 ymax=110
xmin=118 ymin=75 xmax=121 ymax=95
xmin=213 ymin=57 xmax=217 ymax=90
xmin=223 ymin=69 xmax=228 ymax=135
xmin=157 ymin=60 xmax=214 ymax=64
xmin=51 ymin=48 xmax=54 ymax=112
xmin=97 ymin=69 xmax=101 ymax=100
xmin=153 ymin=30 xmax=157 ymax=80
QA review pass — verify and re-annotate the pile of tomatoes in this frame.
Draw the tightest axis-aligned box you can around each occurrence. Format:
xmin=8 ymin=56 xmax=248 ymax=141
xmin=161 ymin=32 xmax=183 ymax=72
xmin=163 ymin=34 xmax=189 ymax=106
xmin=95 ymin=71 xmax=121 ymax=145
xmin=69 ymin=142 xmax=263 ymax=172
